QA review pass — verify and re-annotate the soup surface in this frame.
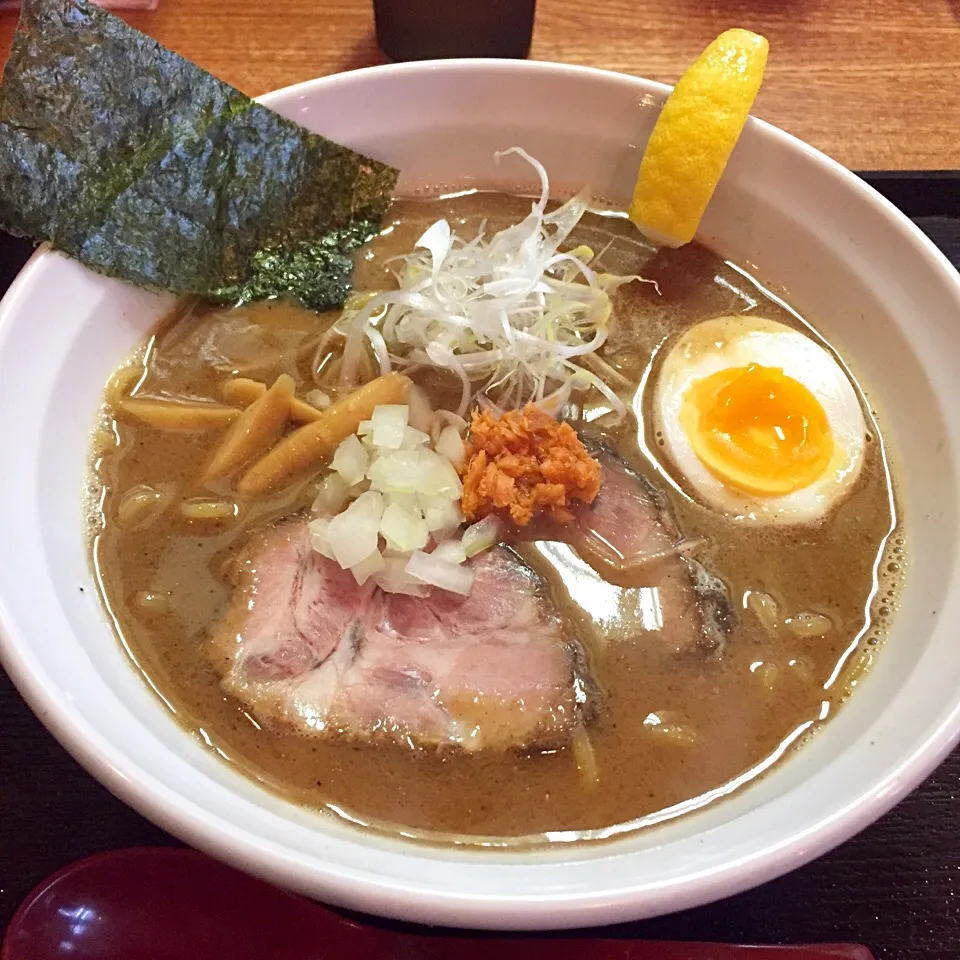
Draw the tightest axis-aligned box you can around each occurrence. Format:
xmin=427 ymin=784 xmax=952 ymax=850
xmin=89 ymin=192 xmax=901 ymax=843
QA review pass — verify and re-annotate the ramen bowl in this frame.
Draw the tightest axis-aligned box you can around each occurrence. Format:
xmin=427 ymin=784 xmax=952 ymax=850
xmin=1 ymin=59 xmax=959 ymax=929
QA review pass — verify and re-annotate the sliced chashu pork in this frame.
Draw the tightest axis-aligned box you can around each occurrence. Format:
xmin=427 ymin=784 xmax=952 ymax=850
xmin=211 ymin=522 xmax=593 ymax=751
xmin=521 ymin=447 xmax=733 ymax=655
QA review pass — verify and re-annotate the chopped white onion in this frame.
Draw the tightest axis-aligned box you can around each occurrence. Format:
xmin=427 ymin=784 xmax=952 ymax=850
xmin=368 ymin=450 xmax=424 ymax=493
xmin=307 ymin=517 xmax=336 ymax=560
xmin=350 ymin=490 xmax=384 ymax=522
xmin=429 ymin=526 xmax=456 ymax=544
xmin=374 ymin=556 xmax=427 ymax=596
xmin=432 ymin=539 xmax=467 ymax=565
xmin=400 ymin=426 xmax=431 ymax=450
xmin=422 ymin=495 xmax=463 ymax=533
xmin=406 ymin=550 xmax=475 ymax=596
xmin=327 ymin=491 xmax=383 ymax=569
xmin=350 ymin=548 xmax=385 ymax=585
xmin=367 ymin=447 xmax=461 ymax=499
xmin=435 ymin=424 xmax=466 ymax=468
xmin=311 ymin=473 xmax=350 ymax=517
xmin=388 ymin=491 xmax=420 ymax=514
xmin=371 ymin=404 xmax=408 ymax=450
xmin=415 ymin=450 xmax=462 ymax=498
xmin=380 ymin=501 xmax=429 ymax=553
xmin=331 ymin=433 xmax=368 ymax=486
xmin=309 ymin=402 xmax=495 ymax=595
xmin=462 ymin=516 xmax=501 ymax=558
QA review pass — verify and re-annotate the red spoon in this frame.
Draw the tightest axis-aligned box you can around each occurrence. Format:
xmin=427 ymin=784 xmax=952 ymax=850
xmin=2 ymin=847 xmax=874 ymax=960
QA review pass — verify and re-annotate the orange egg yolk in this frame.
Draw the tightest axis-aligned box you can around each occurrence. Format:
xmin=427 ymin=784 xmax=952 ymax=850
xmin=680 ymin=364 xmax=834 ymax=496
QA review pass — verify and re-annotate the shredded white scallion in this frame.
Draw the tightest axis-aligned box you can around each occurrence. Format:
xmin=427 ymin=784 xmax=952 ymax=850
xmin=337 ymin=148 xmax=652 ymax=416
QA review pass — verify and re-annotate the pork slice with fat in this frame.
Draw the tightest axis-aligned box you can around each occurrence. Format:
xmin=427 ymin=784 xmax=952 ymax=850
xmin=521 ymin=448 xmax=733 ymax=655
xmin=212 ymin=523 xmax=594 ymax=751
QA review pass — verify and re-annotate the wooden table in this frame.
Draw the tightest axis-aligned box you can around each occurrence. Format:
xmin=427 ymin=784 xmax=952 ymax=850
xmin=1 ymin=0 xmax=958 ymax=171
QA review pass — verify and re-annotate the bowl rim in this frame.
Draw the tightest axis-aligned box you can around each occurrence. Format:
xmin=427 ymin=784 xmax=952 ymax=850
xmin=2 ymin=57 xmax=960 ymax=930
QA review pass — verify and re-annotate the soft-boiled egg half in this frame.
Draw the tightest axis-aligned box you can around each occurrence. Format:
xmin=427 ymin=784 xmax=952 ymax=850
xmin=653 ymin=316 xmax=867 ymax=524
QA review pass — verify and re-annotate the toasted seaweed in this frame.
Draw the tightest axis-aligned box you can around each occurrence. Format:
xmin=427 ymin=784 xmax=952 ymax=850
xmin=0 ymin=0 xmax=398 ymax=310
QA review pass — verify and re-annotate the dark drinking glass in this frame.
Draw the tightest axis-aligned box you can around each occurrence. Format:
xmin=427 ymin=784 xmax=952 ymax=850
xmin=373 ymin=0 xmax=537 ymax=62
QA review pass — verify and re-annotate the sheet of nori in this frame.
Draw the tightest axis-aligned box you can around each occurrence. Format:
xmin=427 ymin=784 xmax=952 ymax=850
xmin=0 ymin=0 xmax=398 ymax=310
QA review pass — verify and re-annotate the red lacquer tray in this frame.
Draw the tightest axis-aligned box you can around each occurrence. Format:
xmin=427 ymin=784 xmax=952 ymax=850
xmin=1 ymin=848 xmax=874 ymax=960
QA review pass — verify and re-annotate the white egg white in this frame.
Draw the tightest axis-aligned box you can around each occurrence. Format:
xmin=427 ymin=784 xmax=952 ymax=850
xmin=653 ymin=315 xmax=867 ymax=524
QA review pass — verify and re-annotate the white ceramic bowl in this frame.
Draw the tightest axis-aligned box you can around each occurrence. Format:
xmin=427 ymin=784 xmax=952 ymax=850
xmin=2 ymin=60 xmax=960 ymax=930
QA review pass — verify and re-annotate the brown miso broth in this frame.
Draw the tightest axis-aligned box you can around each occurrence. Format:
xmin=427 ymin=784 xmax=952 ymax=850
xmin=88 ymin=192 xmax=901 ymax=843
